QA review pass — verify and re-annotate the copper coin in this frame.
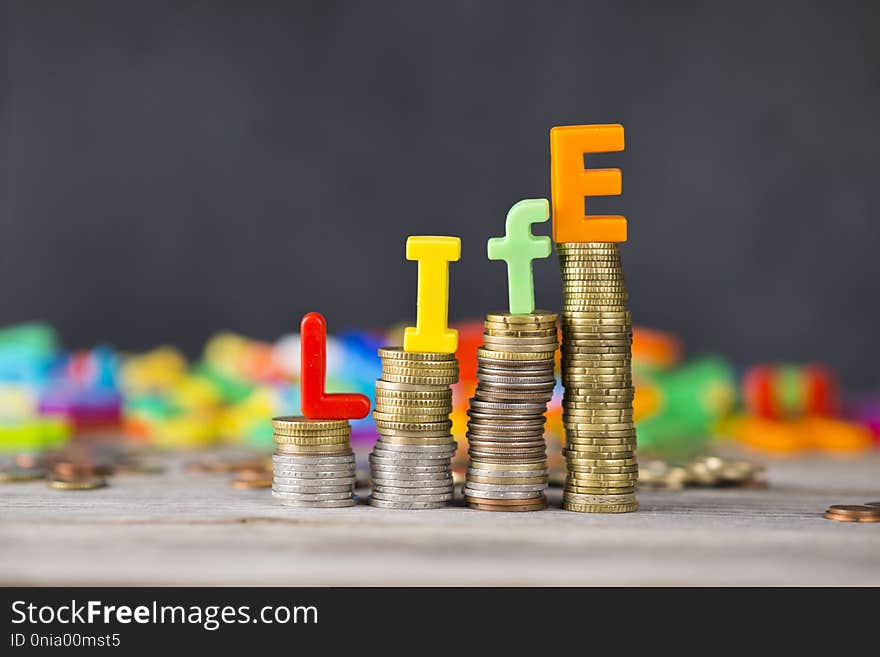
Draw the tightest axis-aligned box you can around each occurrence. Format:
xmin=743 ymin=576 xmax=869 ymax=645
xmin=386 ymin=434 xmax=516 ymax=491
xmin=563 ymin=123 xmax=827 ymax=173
xmin=823 ymin=504 xmax=880 ymax=522
xmin=52 ymin=461 xmax=101 ymax=479
xmin=466 ymin=501 xmax=547 ymax=512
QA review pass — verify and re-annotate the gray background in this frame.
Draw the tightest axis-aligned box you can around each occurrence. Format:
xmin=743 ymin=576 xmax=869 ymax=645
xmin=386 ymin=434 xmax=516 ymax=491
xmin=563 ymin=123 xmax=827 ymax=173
xmin=2 ymin=1 xmax=878 ymax=389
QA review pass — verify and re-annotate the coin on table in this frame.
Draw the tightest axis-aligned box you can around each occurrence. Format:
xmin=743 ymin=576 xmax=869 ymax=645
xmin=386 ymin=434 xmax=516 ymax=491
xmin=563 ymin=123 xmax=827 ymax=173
xmin=48 ymin=476 xmax=108 ymax=490
xmin=274 ymin=496 xmax=358 ymax=508
xmin=0 ymin=466 xmax=46 ymax=482
xmin=823 ymin=504 xmax=880 ymax=522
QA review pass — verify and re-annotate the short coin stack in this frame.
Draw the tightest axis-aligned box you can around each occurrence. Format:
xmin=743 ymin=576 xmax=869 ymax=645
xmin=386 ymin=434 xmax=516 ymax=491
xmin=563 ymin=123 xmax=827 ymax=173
xmin=558 ymin=242 xmax=638 ymax=513
xmin=464 ymin=311 xmax=558 ymax=511
xmin=369 ymin=347 xmax=458 ymax=509
xmin=272 ymin=416 xmax=357 ymax=508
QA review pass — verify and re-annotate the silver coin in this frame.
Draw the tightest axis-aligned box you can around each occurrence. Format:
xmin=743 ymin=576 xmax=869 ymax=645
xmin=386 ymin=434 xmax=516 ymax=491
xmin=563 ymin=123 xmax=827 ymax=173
xmin=464 ymin=481 xmax=547 ymax=493
xmin=369 ymin=455 xmax=452 ymax=468
xmin=474 ymin=383 xmax=556 ymax=394
xmin=473 ymin=391 xmax=554 ymax=402
xmin=373 ymin=442 xmax=456 ymax=453
xmin=368 ymin=497 xmax=447 ymax=510
xmin=274 ymin=496 xmax=358 ymax=508
xmin=477 ymin=358 xmax=555 ymax=369
xmin=271 ymin=468 xmax=356 ymax=479
xmin=467 ymin=434 xmax=547 ymax=443
xmin=371 ymin=484 xmax=454 ymax=495
xmin=475 ymin=386 xmax=556 ymax=398
xmin=466 ymin=424 xmax=546 ymax=435
xmin=370 ymin=469 xmax=452 ymax=479
xmin=370 ymin=491 xmax=453 ymax=503
xmin=271 ymin=489 xmax=355 ymax=500
xmin=376 ymin=432 xmax=454 ymax=441
xmin=373 ymin=442 xmax=457 ymax=453
xmin=470 ymin=400 xmax=549 ymax=412
xmin=370 ymin=474 xmax=452 ymax=485
xmin=371 ymin=449 xmax=455 ymax=461
xmin=370 ymin=450 xmax=455 ymax=463
xmin=272 ymin=483 xmax=353 ymax=494
xmin=368 ymin=463 xmax=449 ymax=474
xmin=477 ymin=373 xmax=556 ymax=384
xmin=272 ymin=454 xmax=356 ymax=465
xmin=462 ymin=488 xmax=545 ymax=500
xmin=473 ymin=391 xmax=554 ymax=403
xmin=467 ymin=412 xmax=545 ymax=423
xmin=273 ymin=474 xmax=354 ymax=485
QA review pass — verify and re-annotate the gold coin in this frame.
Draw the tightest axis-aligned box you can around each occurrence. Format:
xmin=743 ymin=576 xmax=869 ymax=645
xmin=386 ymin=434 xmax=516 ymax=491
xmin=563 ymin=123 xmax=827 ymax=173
xmin=272 ymin=416 xmax=349 ymax=432
xmin=564 ymin=419 xmax=634 ymax=429
xmin=380 ymin=373 xmax=459 ymax=385
xmin=376 ymin=435 xmax=455 ymax=446
xmin=382 ymin=363 xmax=458 ymax=377
xmin=48 ymin=477 xmax=107 ymax=490
xmin=468 ymin=461 xmax=547 ymax=471
xmin=273 ymin=445 xmax=353 ymax=456
xmin=563 ymin=400 xmax=632 ymax=409
xmin=565 ymin=456 xmax=637 ymax=466
xmin=565 ymin=478 xmax=635 ymax=489
xmin=0 ymin=467 xmax=45 ymax=483
xmin=481 ymin=334 xmax=560 ymax=346
xmin=374 ymin=395 xmax=451 ymax=407
xmin=565 ymin=485 xmax=637 ymax=495
xmin=563 ymin=501 xmax=638 ymax=513
xmin=374 ymin=384 xmax=451 ymax=399
xmin=485 ymin=311 xmax=558 ymax=324
xmin=482 ymin=343 xmax=559 ymax=354
xmin=378 ymin=346 xmax=457 ymax=361
xmin=273 ymin=433 xmax=351 ymax=446
xmin=374 ymin=419 xmax=453 ymax=432
xmin=564 ymin=449 xmax=635 ymax=460
xmin=477 ymin=347 xmax=556 ymax=361
xmin=564 ymin=285 xmax=628 ymax=294
xmin=564 ymin=307 xmax=629 ymax=314
xmin=484 ymin=326 xmax=558 ymax=338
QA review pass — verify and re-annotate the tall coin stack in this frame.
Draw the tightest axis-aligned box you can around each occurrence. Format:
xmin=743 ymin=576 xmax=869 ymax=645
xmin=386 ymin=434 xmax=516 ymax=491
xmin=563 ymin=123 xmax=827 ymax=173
xmin=271 ymin=416 xmax=357 ymax=508
xmin=463 ymin=311 xmax=559 ymax=511
xmin=369 ymin=347 xmax=458 ymax=509
xmin=558 ymin=242 xmax=638 ymax=513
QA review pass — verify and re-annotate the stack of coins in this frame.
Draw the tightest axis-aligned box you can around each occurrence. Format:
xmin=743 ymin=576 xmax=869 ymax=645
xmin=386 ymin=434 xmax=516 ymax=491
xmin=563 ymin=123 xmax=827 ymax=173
xmin=272 ymin=416 xmax=357 ymax=508
xmin=463 ymin=311 xmax=558 ymax=511
xmin=558 ymin=242 xmax=638 ymax=513
xmin=369 ymin=347 xmax=458 ymax=509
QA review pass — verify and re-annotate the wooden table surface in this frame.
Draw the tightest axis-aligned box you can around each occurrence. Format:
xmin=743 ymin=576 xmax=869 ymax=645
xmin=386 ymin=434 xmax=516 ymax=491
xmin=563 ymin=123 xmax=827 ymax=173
xmin=2 ymin=450 xmax=878 ymax=586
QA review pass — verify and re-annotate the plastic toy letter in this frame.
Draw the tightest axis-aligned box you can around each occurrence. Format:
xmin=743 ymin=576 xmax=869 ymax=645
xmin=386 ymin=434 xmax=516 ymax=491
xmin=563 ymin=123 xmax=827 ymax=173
xmin=487 ymin=199 xmax=552 ymax=315
xmin=550 ymin=123 xmax=626 ymax=243
xmin=403 ymin=236 xmax=461 ymax=354
xmin=300 ymin=312 xmax=371 ymax=419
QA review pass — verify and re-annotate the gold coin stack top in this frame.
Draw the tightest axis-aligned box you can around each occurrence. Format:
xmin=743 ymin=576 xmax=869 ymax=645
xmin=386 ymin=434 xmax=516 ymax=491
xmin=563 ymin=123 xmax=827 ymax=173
xmin=272 ymin=416 xmax=357 ymax=508
xmin=369 ymin=347 xmax=458 ymax=509
xmin=557 ymin=242 xmax=638 ymax=513
xmin=463 ymin=311 xmax=559 ymax=511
